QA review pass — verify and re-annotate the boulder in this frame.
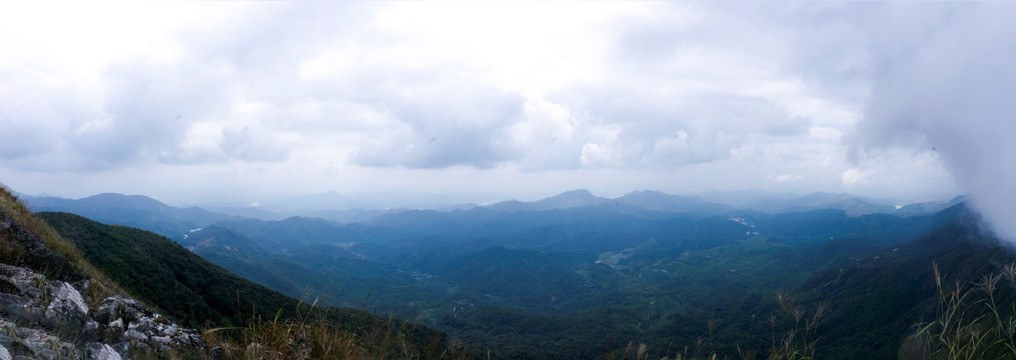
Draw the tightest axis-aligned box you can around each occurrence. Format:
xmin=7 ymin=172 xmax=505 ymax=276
xmin=85 ymin=343 xmax=121 ymax=360
xmin=45 ymin=282 xmax=88 ymax=323
xmin=1 ymin=206 xmax=209 ymax=358
xmin=0 ymin=265 xmax=209 ymax=359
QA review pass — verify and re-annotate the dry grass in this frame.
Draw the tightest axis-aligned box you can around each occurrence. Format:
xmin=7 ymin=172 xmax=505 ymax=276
xmin=0 ymin=184 xmax=122 ymax=308
xmin=204 ymin=295 xmax=471 ymax=360
xmin=910 ymin=262 xmax=1016 ymax=360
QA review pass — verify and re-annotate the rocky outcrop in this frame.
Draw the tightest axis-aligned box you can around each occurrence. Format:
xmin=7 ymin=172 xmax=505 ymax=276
xmin=0 ymin=263 xmax=208 ymax=359
xmin=0 ymin=202 xmax=208 ymax=359
xmin=0 ymin=205 xmax=80 ymax=283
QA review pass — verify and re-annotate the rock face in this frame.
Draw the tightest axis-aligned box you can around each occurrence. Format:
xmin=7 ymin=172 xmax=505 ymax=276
xmin=0 ymin=263 xmax=207 ymax=359
xmin=0 ymin=205 xmax=80 ymax=283
xmin=0 ymin=204 xmax=208 ymax=359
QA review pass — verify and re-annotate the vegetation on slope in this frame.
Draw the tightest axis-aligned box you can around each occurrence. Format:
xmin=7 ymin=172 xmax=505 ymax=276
xmin=39 ymin=211 xmax=466 ymax=358
xmin=41 ymin=211 xmax=293 ymax=328
xmin=0 ymin=185 xmax=121 ymax=306
xmin=911 ymin=261 xmax=1016 ymax=359
xmin=19 ymin=184 xmax=1015 ymax=359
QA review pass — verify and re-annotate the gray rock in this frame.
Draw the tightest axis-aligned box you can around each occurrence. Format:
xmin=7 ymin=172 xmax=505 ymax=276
xmin=82 ymin=320 xmax=100 ymax=341
xmin=0 ymin=293 xmax=30 ymax=311
xmin=0 ymin=264 xmax=44 ymax=299
xmin=121 ymin=303 xmax=143 ymax=323
xmin=7 ymin=324 xmax=74 ymax=355
xmin=86 ymin=343 xmax=123 ymax=360
xmin=178 ymin=333 xmax=206 ymax=348
xmin=45 ymin=282 xmax=88 ymax=323
xmin=108 ymin=318 xmax=124 ymax=333
xmin=94 ymin=297 xmax=146 ymax=325
xmin=123 ymin=329 xmax=147 ymax=342
xmin=1 ymin=237 xmax=208 ymax=358
xmin=157 ymin=323 xmax=177 ymax=337
xmin=134 ymin=341 xmax=150 ymax=353
xmin=35 ymin=349 xmax=59 ymax=360
xmin=127 ymin=317 xmax=153 ymax=333
xmin=111 ymin=342 xmax=129 ymax=360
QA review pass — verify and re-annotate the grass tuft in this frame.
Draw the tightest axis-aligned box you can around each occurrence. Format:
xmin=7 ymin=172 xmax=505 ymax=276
xmin=0 ymin=184 xmax=122 ymax=308
xmin=203 ymin=292 xmax=471 ymax=359
xmin=912 ymin=261 xmax=1016 ymax=359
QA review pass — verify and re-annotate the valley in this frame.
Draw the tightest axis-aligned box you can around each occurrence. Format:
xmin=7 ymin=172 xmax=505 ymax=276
xmin=22 ymin=189 xmax=1007 ymax=359
xmin=5 ymin=3 xmax=1009 ymax=359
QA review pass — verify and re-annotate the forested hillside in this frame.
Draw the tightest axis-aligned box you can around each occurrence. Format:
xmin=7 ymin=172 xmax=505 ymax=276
xmin=38 ymin=211 xmax=464 ymax=359
xmin=30 ymin=189 xmax=1016 ymax=358
xmin=17 ymin=185 xmax=1016 ymax=359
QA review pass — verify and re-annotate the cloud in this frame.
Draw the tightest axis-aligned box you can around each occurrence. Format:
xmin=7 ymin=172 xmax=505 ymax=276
xmin=557 ymin=88 xmax=812 ymax=168
xmin=0 ymin=3 xmax=382 ymax=171
xmin=840 ymin=168 xmax=870 ymax=187
xmin=850 ymin=2 xmax=1016 ymax=240
xmin=220 ymin=124 xmax=291 ymax=162
xmin=69 ymin=58 xmax=235 ymax=169
xmin=0 ymin=70 xmax=81 ymax=161
xmin=2 ymin=2 xmax=824 ymax=175
xmin=0 ymin=2 xmax=977 ymax=205
xmin=343 ymin=67 xmax=525 ymax=168
xmin=768 ymin=174 xmax=803 ymax=183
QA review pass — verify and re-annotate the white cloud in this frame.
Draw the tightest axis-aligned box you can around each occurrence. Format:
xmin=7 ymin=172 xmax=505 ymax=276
xmin=850 ymin=2 xmax=1016 ymax=240
xmin=768 ymin=174 xmax=803 ymax=183
xmin=840 ymin=168 xmax=870 ymax=187
xmin=1 ymin=2 xmax=986 ymax=207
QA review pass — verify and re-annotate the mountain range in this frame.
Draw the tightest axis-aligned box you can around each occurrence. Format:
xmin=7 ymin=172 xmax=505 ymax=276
xmin=21 ymin=189 xmax=961 ymax=229
xmin=16 ymin=188 xmax=998 ymax=357
xmin=8 ymin=186 xmax=1010 ymax=359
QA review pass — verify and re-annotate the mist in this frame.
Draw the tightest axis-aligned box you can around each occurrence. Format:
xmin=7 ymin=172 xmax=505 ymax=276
xmin=852 ymin=3 xmax=1016 ymax=241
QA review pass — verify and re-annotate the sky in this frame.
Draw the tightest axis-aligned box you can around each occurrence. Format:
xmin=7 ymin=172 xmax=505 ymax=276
xmin=0 ymin=2 xmax=1012 ymax=226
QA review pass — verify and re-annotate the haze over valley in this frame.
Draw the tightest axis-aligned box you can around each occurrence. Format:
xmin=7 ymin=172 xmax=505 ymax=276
xmin=2 ymin=1 xmax=1016 ymax=359
xmin=8 ymin=188 xmax=986 ymax=358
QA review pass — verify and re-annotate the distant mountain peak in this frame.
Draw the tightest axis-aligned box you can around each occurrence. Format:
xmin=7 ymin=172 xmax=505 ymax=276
xmin=546 ymin=189 xmax=598 ymax=200
xmin=616 ymin=190 xmax=731 ymax=213
xmin=80 ymin=192 xmax=169 ymax=210
xmin=537 ymin=189 xmax=606 ymax=208
xmin=620 ymin=189 xmax=667 ymax=198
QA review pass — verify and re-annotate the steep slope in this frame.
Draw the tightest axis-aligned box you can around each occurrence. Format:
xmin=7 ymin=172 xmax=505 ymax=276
xmin=795 ymin=204 xmax=1016 ymax=359
xmin=39 ymin=212 xmax=296 ymax=329
xmin=37 ymin=212 xmax=454 ymax=357
xmin=0 ymin=186 xmax=207 ymax=359
xmin=185 ymin=222 xmax=427 ymax=309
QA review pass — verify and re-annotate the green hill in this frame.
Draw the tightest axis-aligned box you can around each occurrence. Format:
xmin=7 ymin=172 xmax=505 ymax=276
xmin=19 ymin=185 xmax=1016 ymax=359
xmin=38 ymin=211 xmax=463 ymax=358
xmin=39 ymin=211 xmax=294 ymax=328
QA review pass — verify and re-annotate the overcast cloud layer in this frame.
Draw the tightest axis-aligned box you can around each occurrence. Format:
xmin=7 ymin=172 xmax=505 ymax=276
xmin=849 ymin=3 xmax=1016 ymax=240
xmin=0 ymin=2 xmax=1011 ymax=232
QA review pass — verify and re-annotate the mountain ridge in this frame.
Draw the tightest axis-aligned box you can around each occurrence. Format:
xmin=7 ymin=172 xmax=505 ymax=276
xmin=22 ymin=189 xmax=963 ymax=230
